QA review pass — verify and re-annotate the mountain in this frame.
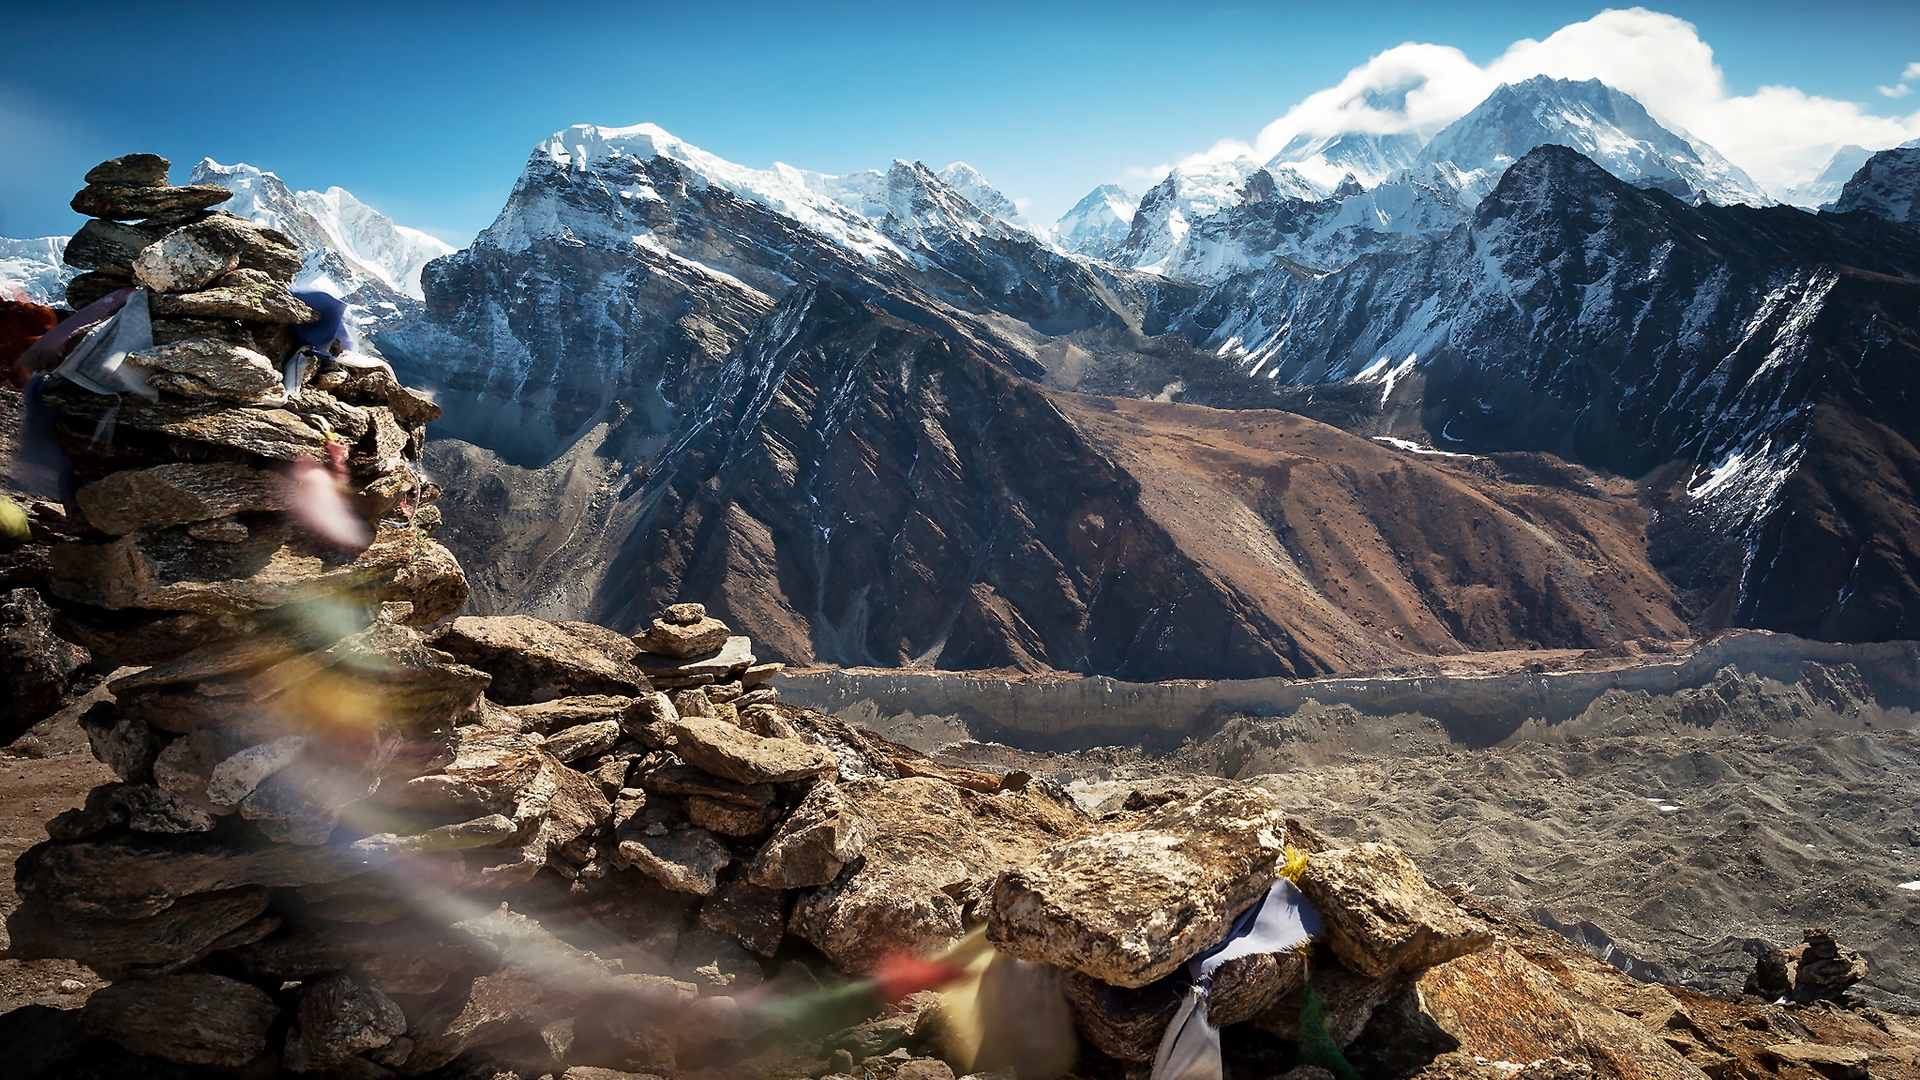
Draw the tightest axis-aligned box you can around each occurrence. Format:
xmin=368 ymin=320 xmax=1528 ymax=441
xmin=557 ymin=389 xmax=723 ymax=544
xmin=0 ymin=237 xmax=72 ymax=305
xmin=189 ymin=159 xmax=454 ymax=329
xmin=1419 ymin=76 xmax=1770 ymax=207
xmin=1264 ymin=130 xmax=1423 ymax=191
xmin=1783 ymin=145 xmax=1876 ymax=209
xmin=1095 ymin=77 xmax=1770 ymax=286
xmin=1119 ymin=165 xmax=1469 ymax=283
xmin=1832 ymin=145 xmax=1920 ymax=224
xmin=1183 ymin=144 xmax=1920 ymax=638
xmin=1052 ymin=183 xmax=1139 ymax=259
xmin=378 ymin=121 xmax=1920 ymax=669
xmin=378 ymin=123 xmax=1172 ymax=467
xmin=385 ymin=123 xmax=1698 ymax=677
xmin=934 ymin=162 xmax=1034 ymax=232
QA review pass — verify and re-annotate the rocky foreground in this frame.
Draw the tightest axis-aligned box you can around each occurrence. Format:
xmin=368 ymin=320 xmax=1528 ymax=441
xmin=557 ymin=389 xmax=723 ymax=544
xmin=1 ymin=158 xmax=1917 ymax=1079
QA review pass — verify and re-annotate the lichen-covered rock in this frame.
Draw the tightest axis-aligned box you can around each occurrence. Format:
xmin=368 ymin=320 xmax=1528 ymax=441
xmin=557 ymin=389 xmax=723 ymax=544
xmin=747 ymin=780 xmax=866 ymax=888
xmin=125 ymin=338 xmax=285 ymax=403
xmin=84 ymin=153 xmax=171 ymax=187
xmin=133 ymin=228 xmax=239 ymax=292
xmin=81 ymin=972 xmax=279 ymax=1066
xmin=1293 ymin=842 xmax=1493 ymax=978
xmin=987 ymin=784 xmax=1290 ymax=987
xmin=667 ymin=716 xmax=836 ymax=785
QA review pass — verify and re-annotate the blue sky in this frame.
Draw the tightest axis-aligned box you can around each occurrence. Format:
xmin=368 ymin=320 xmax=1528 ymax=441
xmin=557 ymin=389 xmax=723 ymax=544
xmin=3 ymin=1 xmax=1917 ymax=244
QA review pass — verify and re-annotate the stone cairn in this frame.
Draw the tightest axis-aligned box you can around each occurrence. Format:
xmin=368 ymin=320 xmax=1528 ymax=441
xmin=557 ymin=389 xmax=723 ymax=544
xmin=8 ymin=156 xmax=1508 ymax=1080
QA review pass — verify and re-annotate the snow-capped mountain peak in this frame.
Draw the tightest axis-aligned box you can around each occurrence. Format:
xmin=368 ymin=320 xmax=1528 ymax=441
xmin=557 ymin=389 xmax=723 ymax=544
xmin=0 ymin=236 xmax=73 ymax=305
xmin=1265 ymin=130 xmax=1423 ymax=192
xmin=1418 ymin=75 xmax=1769 ymax=207
xmin=935 ymin=162 xmax=1033 ymax=231
xmin=1053 ymin=183 xmax=1139 ymax=259
xmin=190 ymin=159 xmax=453 ymax=302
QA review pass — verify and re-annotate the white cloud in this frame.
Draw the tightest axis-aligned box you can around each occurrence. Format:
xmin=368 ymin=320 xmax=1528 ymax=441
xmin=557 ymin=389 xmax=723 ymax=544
xmin=1885 ymin=62 xmax=1920 ymax=99
xmin=1184 ymin=8 xmax=1920 ymax=193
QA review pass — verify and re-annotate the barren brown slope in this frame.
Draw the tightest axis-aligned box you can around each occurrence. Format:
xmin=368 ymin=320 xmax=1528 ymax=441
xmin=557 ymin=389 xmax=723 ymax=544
xmin=1051 ymin=394 xmax=1689 ymax=666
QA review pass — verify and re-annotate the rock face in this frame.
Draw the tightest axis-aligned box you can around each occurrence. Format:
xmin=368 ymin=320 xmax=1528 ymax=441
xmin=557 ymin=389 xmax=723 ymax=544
xmin=987 ymin=785 xmax=1290 ymax=986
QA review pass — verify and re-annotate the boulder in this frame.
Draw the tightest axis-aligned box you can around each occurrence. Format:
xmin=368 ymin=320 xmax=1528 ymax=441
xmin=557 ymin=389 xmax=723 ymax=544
xmin=149 ymin=279 xmax=316 ymax=323
xmin=1293 ymin=842 xmax=1493 ymax=978
xmin=14 ymin=827 xmax=375 ymax=919
xmin=76 ymin=461 xmax=293 ymax=536
xmin=634 ymin=615 xmax=732 ymax=659
xmin=0 ymin=587 xmax=93 ymax=741
xmin=640 ymin=762 xmax=774 ymax=806
xmin=1407 ymin=942 xmax=1712 ymax=1078
xmin=72 ymin=182 xmax=232 ymax=221
xmin=791 ymin=777 xmax=1089 ymax=974
xmin=81 ymin=972 xmax=278 ymax=1066
xmin=1764 ymin=1044 xmax=1869 ymax=1080
xmin=698 ymin=877 xmax=788 ymax=957
xmin=219 ymin=916 xmax=488 ymax=995
xmin=133 ymin=228 xmax=238 ymax=292
xmin=746 ymin=780 xmax=867 ymax=888
xmin=507 ymin=694 xmax=634 ymax=734
xmin=1794 ymin=927 xmax=1869 ymax=1000
xmin=436 ymin=615 xmax=650 ymax=705
xmin=987 ymin=784 xmax=1289 ymax=987
xmin=617 ymin=827 xmax=732 ymax=895
xmin=285 ymin=973 xmax=408 ymax=1070
xmin=6 ymin=885 xmax=270 ymax=978
xmin=667 ymin=717 xmax=836 ymax=785
xmin=542 ymin=719 xmax=623 ymax=762
xmin=78 ymin=701 xmax=159 ymax=783
xmin=85 ymin=153 xmax=171 ymax=187
xmin=125 ymin=338 xmax=285 ymax=403
xmin=64 ymin=270 xmax=132 ymax=309
xmin=63 ymin=217 xmax=169 ymax=275
xmin=687 ymin=793 xmax=781 ymax=837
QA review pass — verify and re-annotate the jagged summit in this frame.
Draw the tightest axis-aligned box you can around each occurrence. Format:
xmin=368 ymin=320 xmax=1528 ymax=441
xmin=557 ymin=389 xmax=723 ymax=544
xmin=189 ymin=159 xmax=452 ymax=328
xmin=1052 ymin=183 xmax=1139 ymax=259
xmin=935 ymin=161 xmax=1034 ymax=231
xmin=1419 ymin=75 xmax=1770 ymax=207
xmin=1831 ymin=145 xmax=1920 ymax=224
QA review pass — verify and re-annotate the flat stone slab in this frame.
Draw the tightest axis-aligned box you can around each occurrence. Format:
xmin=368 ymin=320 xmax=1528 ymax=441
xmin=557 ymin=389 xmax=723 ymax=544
xmin=987 ymin=785 xmax=1290 ymax=987
xmin=632 ymin=635 xmax=754 ymax=679
xmin=668 ymin=716 xmax=836 ymax=785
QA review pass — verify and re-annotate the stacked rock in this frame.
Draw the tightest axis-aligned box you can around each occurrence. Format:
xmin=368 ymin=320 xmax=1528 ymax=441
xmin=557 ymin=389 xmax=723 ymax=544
xmin=3 ymin=153 xmax=494 ymax=1073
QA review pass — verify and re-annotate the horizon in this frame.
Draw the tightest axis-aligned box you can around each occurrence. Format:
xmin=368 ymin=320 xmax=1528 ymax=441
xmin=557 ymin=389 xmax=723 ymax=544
xmin=2 ymin=1 xmax=1917 ymax=246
